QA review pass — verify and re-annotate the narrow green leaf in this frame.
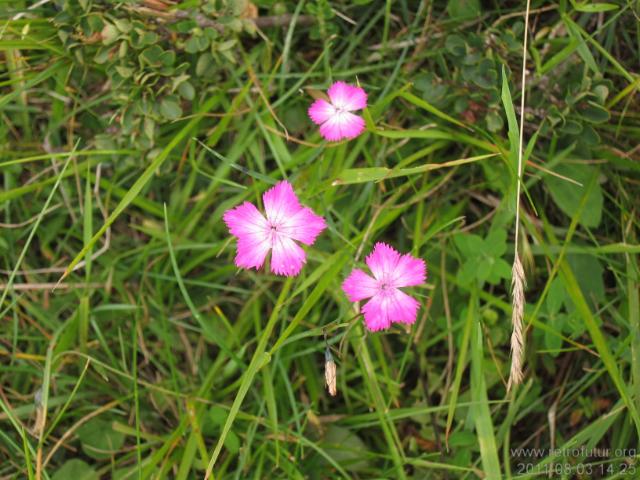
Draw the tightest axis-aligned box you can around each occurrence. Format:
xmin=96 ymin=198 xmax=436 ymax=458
xmin=470 ymin=291 xmax=502 ymax=478
xmin=334 ymin=153 xmax=496 ymax=185
xmin=398 ymin=91 xmax=469 ymax=129
xmin=562 ymin=14 xmax=600 ymax=74
xmin=572 ymin=0 xmax=618 ymax=12
xmin=500 ymin=66 xmax=519 ymax=172
xmin=445 ymin=297 xmax=474 ymax=444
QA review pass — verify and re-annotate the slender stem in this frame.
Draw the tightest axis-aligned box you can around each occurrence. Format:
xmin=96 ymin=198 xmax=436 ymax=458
xmin=514 ymin=0 xmax=531 ymax=248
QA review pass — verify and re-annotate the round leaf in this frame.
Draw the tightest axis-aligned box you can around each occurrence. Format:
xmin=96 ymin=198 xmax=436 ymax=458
xmin=77 ymin=418 xmax=125 ymax=460
xmin=160 ymin=97 xmax=182 ymax=120
xmin=52 ymin=460 xmax=98 ymax=480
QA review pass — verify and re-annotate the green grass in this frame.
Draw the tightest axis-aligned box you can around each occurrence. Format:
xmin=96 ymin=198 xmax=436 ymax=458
xmin=1 ymin=1 xmax=640 ymax=479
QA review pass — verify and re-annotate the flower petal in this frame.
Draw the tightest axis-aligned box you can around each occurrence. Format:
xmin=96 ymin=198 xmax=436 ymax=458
xmin=386 ymin=288 xmax=420 ymax=325
xmin=308 ymin=98 xmax=336 ymax=125
xmin=342 ymin=268 xmax=379 ymax=302
xmin=223 ymin=201 xmax=269 ymax=238
xmin=365 ymin=242 xmax=401 ymax=281
xmin=361 ymin=295 xmax=392 ymax=332
xmin=235 ymin=235 xmax=271 ymax=270
xmin=327 ymin=81 xmax=367 ymax=111
xmin=361 ymin=289 xmax=420 ymax=331
xmin=224 ymin=201 xmax=272 ymax=270
xmin=390 ymin=254 xmax=427 ymax=288
xmin=270 ymin=234 xmax=306 ymax=277
xmin=319 ymin=112 xmax=365 ymax=142
xmin=263 ymin=181 xmax=302 ymax=226
xmin=279 ymin=207 xmax=326 ymax=245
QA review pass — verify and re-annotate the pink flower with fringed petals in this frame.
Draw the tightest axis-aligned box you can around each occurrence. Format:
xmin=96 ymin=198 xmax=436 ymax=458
xmin=308 ymin=81 xmax=367 ymax=142
xmin=223 ymin=181 xmax=326 ymax=277
xmin=342 ymin=243 xmax=426 ymax=332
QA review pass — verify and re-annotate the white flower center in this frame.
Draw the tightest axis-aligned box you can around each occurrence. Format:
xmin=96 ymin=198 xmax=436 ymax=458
xmin=265 ymin=222 xmax=279 ymax=243
xmin=378 ymin=280 xmax=394 ymax=295
xmin=332 ymin=102 xmax=349 ymax=115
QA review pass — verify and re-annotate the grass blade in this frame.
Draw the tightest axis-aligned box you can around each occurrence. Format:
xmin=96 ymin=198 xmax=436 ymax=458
xmin=470 ymin=290 xmax=502 ymax=478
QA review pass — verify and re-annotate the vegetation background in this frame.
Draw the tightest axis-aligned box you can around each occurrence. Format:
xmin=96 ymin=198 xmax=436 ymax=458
xmin=1 ymin=0 xmax=639 ymax=478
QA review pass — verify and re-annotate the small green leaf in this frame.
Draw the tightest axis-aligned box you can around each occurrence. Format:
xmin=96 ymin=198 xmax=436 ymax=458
xmin=139 ymin=45 xmax=164 ymax=67
xmin=114 ymin=18 xmax=132 ymax=33
xmin=178 ymin=81 xmax=195 ymax=100
xmin=579 ymin=124 xmax=601 ymax=145
xmin=185 ymin=35 xmax=209 ymax=53
xmin=224 ymin=430 xmax=240 ymax=454
xmin=159 ymin=50 xmax=176 ymax=67
xmin=140 ymin=31 xmax=159 ymax=46
xmin=86 ymin=14 xmax=104 ymax=34
xmin=174 ymin=20 xmax=196 ymax=33
xmin=143 ymin=117 xmax=155 ymax=141
xmin=545 ymin=164 xmax=603 ymax=227
xmin=477 ymin=257 xmax=493 ymax=284
xmin=115 ymin=65 xmax=133 ymax=78
xmin=196 ymin=53 xmax=214 ymax=77
xmin=101 ymin=24 xmax=119 ymax=45
xmin=453 ymin=233 xmax=484 ymax=257
xmin=567 ymin=254 xmax=605 ymax=309
xmin=445 ymin=34 xmax=466 ymax=56
xmin=485 ymin=229 xmax=507 ymax=257
xmin=77 ymin=418 xmax=125 ymax=460
xmin=579 ymin=101 xmax=610 ymax=123
xmin=544 ymin=314 xmax=564 ymax=355
xmin=489 ymin=257 xmax=511 ymax=284
xmin=560 ymin=119 xmax=583 ymax=135
xmin=485 ymin=111 xmax=503 ymax=132
xmin=319 ymin=426 xmax=371 ymax=472
xmin=217 ymin=39 xmax=237 ymax=51
xmin=593 ymin=85 xmax=609 ymax=103
xmin=546 ymin=277 xmax=566 ymax=314
xmin=93 ymin=47 xmax=110 ymax=64
xmin=52 ymin=460 xmax=98 ymax=480
xmin=447 ymin=0 xmax=481 ymax=19
xmin=209 ymin=406 xmax=227 ymax=426
xmin=118 ymin=40 xmax=128 ymax=58
xmin=566 ymin=311 xmax=587 ymax=336
xmin=160 ymin=97 xmax=182 ymax=120
xmin=204 ymin=27 xmax=219 ymax=41
xmin=458 ymin=257 xmax=480 ymax=285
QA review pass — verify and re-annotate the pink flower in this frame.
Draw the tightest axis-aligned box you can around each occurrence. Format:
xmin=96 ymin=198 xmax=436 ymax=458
xmin=342 ymin=243 xmax=426 ymax=332
xmin=308 ymin=81 xmax=367 ymax=142
xmin=223 ymin=181 xmax=326 ymax=277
